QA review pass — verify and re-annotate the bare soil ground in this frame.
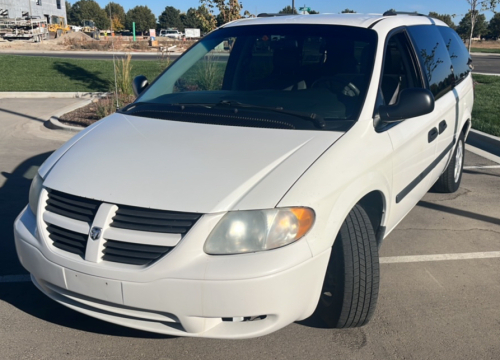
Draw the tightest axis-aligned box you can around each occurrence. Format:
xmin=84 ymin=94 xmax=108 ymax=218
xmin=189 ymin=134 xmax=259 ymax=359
xmin=471 ymin=40 xmax=500 ymax=49
xmin=0 ymin=33 xmax=195 ymax=53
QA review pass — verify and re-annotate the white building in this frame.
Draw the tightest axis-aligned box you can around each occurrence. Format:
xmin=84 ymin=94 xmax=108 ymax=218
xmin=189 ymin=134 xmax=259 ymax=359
xmin=0 ymin=0 xmax=66 ymax=24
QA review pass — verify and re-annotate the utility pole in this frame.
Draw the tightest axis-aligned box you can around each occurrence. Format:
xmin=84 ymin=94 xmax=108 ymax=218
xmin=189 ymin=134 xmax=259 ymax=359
xmin=292 ymin=0 xmax=295 ymax=14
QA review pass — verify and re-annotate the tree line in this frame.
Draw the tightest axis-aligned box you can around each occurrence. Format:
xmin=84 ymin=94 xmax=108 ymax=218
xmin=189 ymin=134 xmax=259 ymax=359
xmin=64 ymin=0 xmax=500 ymax=40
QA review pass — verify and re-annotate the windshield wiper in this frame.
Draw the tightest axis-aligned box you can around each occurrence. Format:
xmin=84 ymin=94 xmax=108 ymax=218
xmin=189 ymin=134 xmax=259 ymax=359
xmin=215 ymin=100 xmax=326 ymax=129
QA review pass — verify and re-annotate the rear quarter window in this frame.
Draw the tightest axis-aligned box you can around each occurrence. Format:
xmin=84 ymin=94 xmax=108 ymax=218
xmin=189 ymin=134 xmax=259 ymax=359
xmin=407 ymin=25 xmax=454 ymax=100
xmin=437 ymin=26 xmax=471 ymax=84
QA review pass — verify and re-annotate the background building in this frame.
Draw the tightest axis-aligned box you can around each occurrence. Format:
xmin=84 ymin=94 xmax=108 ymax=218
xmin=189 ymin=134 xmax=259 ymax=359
xmin=0 ymin=0 xmax=66 ymax=24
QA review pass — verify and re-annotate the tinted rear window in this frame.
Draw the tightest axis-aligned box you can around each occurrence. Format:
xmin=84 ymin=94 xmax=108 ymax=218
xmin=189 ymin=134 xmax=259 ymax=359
xmin=407 ymin=25 xmax=454 ymax=100
xmin=437 ymin=26 xmax=471 ymax=84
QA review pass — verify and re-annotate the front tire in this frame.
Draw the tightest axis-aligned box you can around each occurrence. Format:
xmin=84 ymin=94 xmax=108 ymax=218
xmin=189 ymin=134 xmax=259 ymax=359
xmin=318 ymin=205 xmax=380 ymax=328
xmin=432 ymin=133 xmax=465 ymax=193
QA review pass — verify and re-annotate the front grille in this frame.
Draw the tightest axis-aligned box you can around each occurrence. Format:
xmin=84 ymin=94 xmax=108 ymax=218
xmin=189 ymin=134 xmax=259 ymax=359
xmin=110 ymin=205 xmax=201 ymax=234
xmin=47 ymin=224 xmax=88 ymax=258
xmin=46 ymin=189 xmax=101 ymax=223
xmin=102 ymin=240 xmax=173 ymax=266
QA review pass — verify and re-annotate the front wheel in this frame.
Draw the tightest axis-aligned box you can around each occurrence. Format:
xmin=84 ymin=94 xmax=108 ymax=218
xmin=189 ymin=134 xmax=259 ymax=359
xmin=318 ymin=205 xmax=380 ymax=328
xmin=432 ymin=133 xmax=465 ymax=193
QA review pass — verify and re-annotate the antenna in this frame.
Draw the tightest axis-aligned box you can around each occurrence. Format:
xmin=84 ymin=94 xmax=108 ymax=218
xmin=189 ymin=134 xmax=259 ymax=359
xmin=109 ymin=5 xmax=119 ymax=110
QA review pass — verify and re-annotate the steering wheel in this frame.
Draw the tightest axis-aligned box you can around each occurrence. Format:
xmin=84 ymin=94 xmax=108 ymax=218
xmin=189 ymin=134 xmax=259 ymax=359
xmin=311 ymin=76 xmax=361 ymax=97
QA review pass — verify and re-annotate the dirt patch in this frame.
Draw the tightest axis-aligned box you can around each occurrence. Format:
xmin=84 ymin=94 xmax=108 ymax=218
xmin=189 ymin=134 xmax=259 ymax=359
xmin=58 ymin=95 xmax=134 ymax=127
xmin=471 ymin=40 xmax=500 ymax=49
xmin=0 ymin=33 xmax=196 ymax=52
xmin=56 ymin=31 xmax=95 ymax=45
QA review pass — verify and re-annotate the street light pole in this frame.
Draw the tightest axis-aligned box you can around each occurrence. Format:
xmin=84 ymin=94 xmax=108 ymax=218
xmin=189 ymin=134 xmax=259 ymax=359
xmin=292 ymin=0 xmax=295 ymax=13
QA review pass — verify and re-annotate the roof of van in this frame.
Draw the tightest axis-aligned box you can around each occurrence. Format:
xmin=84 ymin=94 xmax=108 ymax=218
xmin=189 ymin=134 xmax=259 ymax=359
xmin=222 ymin=13 xmax=448 ymax=30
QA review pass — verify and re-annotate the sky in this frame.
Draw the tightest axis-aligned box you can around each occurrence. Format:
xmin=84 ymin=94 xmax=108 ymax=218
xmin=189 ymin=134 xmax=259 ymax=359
xmin=80 ymin=0 xmax=497 ymax=22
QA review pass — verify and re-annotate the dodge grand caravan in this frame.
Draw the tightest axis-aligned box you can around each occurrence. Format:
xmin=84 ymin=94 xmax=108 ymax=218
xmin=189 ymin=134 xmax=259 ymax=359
xmin=14 ymin=12 xmax=474 ymax=339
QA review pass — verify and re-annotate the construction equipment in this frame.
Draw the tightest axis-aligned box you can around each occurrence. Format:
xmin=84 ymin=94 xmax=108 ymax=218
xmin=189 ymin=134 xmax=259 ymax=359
xmin=81 ymin=20 xmax=100 ymax=39
xmin=48 ymin=15 xmax=70 ymax=39
xmin=0 ymin=17 xmax=48 ymax=42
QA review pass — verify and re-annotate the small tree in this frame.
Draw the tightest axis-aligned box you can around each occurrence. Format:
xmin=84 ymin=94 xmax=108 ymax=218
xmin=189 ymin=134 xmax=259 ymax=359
xmin=488 ymin=12 xmax=500 ymax=38
xmin=465 ymin=0 xmax=498 ymax=51
xmin=279 ymin=6 xmax=298 ymax=14
xmin=309 ymin=10 xmax=320 ymax=14
xmin=457 ymin=12 xmax=488 ymax=41
xmin=67 ymin=0 xmax=109 ymax=29
xmin=159 ymin=6 xmax=184 ymax=31
xmin=126 ymin=6 xmax=157 ymax=34
xmin=428 ymin=12 xmax=456 ymax=28
xmin=181 ymin=8 xmax=201 ymax=29
xmin=105 ymin=2 xmax=126 ymax=29
xmin=341 ymin=9 xmax=356 ymax=13
xmin=196 ymin=1 xmax=250 ymax=32
xmin=195 ymin=4 xmax=217 ymax=33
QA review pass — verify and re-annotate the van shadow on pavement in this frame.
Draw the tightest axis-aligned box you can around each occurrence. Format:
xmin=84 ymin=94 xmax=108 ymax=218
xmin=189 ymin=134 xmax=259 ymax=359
xmin=0 ymin=152 xmax=170 ymax=338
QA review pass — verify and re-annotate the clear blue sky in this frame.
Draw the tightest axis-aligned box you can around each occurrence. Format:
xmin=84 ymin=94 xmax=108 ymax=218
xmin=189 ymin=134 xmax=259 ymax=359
xmin=79 ymin=0 xmax=496 ymax=22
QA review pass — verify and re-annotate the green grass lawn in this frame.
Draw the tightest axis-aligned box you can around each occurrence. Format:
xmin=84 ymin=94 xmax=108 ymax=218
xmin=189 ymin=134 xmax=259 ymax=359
xmin=470 ymin=48 xmax=500 ymax=54
xmin=472 ymin=74 xmax=500 ymax=137
xmin=0 ymin=54 xmax=165 ymax=92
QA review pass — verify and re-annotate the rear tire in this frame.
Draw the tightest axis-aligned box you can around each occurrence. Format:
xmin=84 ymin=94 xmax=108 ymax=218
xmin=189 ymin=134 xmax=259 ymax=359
xmin=432 ymin=133 xmax=465 ymax=193
xmin=318 ymin=205 xmax=380 ymax=328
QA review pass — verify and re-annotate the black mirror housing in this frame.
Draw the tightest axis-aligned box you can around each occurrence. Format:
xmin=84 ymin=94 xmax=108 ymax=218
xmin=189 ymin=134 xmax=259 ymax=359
xmin=378 ymin=88 xmax=435 ymax=122
xmin=132 ymin=75 xmax=149 ymax=98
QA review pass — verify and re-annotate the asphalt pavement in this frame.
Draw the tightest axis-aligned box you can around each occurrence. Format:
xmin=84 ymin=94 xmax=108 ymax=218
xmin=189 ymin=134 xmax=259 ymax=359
xmin=0 ymin=99 xmax=500 ymax=359
xmin=1 ymin=51 xmax=499 ymax=74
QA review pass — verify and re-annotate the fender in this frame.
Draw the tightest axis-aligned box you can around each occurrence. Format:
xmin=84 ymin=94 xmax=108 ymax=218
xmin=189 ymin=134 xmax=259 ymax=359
xmin=277 ymin=119 xmax=393 ymax=256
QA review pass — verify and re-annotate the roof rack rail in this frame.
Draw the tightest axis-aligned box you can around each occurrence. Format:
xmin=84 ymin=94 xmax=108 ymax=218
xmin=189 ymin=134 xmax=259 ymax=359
xmin=383 ymin=10 xmax=427 ymax=17
xmin=257 ymin=13 xmax=299 ymax=18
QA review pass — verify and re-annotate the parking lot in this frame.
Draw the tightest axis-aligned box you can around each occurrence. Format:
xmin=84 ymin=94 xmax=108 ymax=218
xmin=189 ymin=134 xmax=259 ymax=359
xmin=1 ymin=99 xmax=499 ymax=360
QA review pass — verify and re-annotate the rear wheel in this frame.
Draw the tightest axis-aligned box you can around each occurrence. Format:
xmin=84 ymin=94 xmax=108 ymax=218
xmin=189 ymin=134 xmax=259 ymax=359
xmin=432 ymin=133 xmax=465 ymax=193
xmin=318 ymin=205 xmax=380 ymax=328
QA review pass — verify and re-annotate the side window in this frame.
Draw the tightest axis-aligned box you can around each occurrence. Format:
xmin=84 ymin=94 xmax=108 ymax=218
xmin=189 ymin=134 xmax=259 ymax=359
xmin=381 ymin=32 xmax=421 ymax=105
xmin=437 ymin=26 xmax=471 ymax=84
xmin=407 ymin=25 xmax=454 ymax=100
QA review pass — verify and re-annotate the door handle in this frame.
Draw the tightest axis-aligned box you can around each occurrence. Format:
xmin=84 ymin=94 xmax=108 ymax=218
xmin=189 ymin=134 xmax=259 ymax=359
xmin=439 ymin=120 xmax=447 ymax=134
xmin=428 ymin=127 xmax=438 ymax=143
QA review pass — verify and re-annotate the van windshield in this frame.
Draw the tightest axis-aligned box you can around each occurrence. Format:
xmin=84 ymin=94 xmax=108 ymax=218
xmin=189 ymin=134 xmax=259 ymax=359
xmin=134 ymin=24 xmax=378 ymax=131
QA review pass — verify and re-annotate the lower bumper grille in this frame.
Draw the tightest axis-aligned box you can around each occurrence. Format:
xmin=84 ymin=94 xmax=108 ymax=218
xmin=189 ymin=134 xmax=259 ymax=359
xmin=47 ymin=224 xmax=88 ymax=258
xmin=102 ymin=240 xmax=173 ymax=266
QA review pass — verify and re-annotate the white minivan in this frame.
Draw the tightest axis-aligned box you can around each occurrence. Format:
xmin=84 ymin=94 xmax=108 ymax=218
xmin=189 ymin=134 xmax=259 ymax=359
xmin=15 ymin=12 xmax=474 ymax=339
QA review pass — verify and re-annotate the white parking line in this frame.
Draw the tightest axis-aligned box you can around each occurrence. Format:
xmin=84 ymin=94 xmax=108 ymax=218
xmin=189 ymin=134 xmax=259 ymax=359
xmin=463 ymin=165 xmax=500 ymax=169
xmin=0 ymin=275 xmax=31 ymax=283
xmin=380 ymin=251 xmax=500 ymax=264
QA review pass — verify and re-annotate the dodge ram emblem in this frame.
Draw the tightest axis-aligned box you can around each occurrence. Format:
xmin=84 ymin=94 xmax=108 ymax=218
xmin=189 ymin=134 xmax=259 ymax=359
xmin=90 ymin=227 xmax=102 ymax=241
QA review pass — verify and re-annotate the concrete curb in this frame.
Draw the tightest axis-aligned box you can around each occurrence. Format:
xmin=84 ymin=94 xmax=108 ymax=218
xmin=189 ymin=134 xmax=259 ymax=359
xmin=473 ymin=72 xmax=500 ymax=77
xmin=470 ymin=52 xmax=500 ymax=57
xmin=0 ymin=92 xmax=108 ymax=99
xmin=466 ymin=129 xmax=500 ymax=159
xmin=45 ymin=98 xmax=93 ymax=132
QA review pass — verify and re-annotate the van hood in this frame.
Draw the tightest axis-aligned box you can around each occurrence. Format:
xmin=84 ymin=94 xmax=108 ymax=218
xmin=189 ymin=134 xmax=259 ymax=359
xmin=44 ymin=114 xmax=343 ymax=214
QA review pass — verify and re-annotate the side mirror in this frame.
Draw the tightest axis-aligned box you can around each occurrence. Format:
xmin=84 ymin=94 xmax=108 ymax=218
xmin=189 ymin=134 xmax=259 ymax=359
xmin=378 ymin=88 xmax=435 ymax=123
xmin=132 ymin=75 xmax=149 ymax=97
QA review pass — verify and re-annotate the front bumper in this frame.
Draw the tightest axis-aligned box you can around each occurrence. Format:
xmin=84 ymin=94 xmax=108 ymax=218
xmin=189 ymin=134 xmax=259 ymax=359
xmin=14 ymin=207 xmax=330 ymax=339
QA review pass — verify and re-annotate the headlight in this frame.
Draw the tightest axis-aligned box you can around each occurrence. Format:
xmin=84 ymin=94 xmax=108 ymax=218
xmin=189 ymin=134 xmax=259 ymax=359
xmin=204 ymin=207 xmax=315 ymax=255
xmin=29 ymin=173 xmax=44 ymax=215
